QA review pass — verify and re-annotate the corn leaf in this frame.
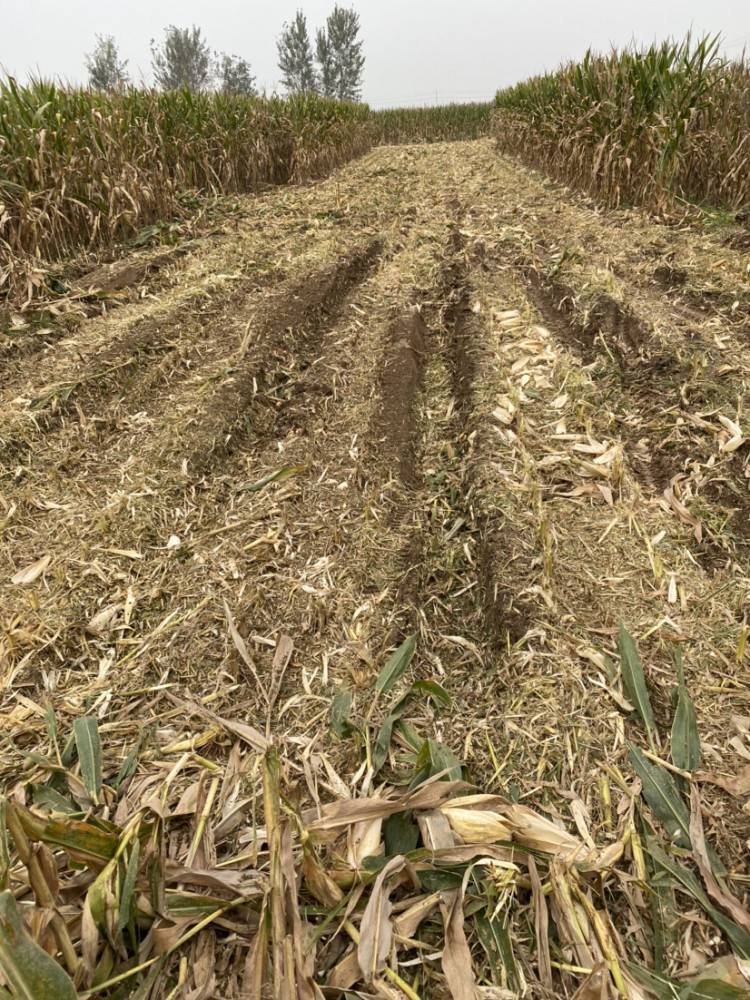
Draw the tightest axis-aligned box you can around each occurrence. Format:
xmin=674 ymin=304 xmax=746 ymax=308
xmin=629 ymin=744 xmax=690 ymax=847
xmin=235 ymin=464 xmax=305 ymax=493
xmin=415 ymin=738 xmax=463 ymax=784
xmin=12 ymin=801 xmax=119 ymax=861
xmin=375 ymin=634 xmax=416 ymax=696
xmin=619 ymin=624 xmax=655 ymax=749
xmin=474 ymin=892 xmax=518 ymax=990
xmin=411 ymin=679 xmax=452 ymax=708
xmin=671 ymin=648 xmax=701 ymax=772
xmin=0 ymin=891 xmax=77 ymax=1000
xmin=117 ymin=839 xmax=141 ymax=936
xmin=684 ymin=982 xmax=750 ymax=999
xmin=330 ymin=684 xmax=354 ymax=739
xmin=0 ymin=803 xmax=8 ymax=894
xmin=644 ymin=839 xmax=750 ymax=958
xmin=383 ymin=811 xmax=420 ymax=856
xmin=74 ymin=715 xmax=103 ymax=804
xmin=372 ymin=691 xmax=412 ymax=775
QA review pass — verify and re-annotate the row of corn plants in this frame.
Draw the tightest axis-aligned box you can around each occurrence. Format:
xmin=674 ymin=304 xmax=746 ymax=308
xmin=371 ymin=102 xmax=493 ymax=144
xmin=493 ymin=35 xmax=750 ymax=211
xmin=0 ymin=80 xmax=372 ymax=305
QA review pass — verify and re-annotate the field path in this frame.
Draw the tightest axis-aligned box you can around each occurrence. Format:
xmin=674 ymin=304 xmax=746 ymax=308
xmin=2 ymin=138 xmax=750 ymax=879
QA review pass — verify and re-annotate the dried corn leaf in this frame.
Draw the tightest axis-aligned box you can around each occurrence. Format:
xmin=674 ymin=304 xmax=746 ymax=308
xmin=690 ymin=787 xmax=750 ymax=937
xmin=10 ymin=555 xmax=51 ymax=586
xmin=358 ymin=855 xmax=405 ymax=981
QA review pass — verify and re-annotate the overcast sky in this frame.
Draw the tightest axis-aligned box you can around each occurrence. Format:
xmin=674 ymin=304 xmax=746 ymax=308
xmin=2 ymin=1 xmax=748 ymax=106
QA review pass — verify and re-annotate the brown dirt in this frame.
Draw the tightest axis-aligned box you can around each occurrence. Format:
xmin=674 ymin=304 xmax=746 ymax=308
xmin=523 ymin=269 xmax=599 ymax=362
xmin=171 ymin=237 xmax=384 ymax=475
xmin=653 ymin=262 xmax=689 ymax=289
xmin=478 ymin=529 xmax=534 ymax=651
xmin=372 ymin=310 xmax=429 ymax=484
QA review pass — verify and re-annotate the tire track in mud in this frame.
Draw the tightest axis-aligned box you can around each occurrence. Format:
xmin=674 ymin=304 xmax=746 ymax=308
xmin=487 ymin=242 xmax=750 ymax=569
xmin=0 ymin=242 xmax=384 ymax=581
xmin=372 ymin=310 xmax=429 ymax=486
xmin=442 ymin=233 xmax=536 ymax=656
xmin=171 ymin=237 xmax=383 ymax=477
xmin=368 ymin=222 xmax=536 ymax=678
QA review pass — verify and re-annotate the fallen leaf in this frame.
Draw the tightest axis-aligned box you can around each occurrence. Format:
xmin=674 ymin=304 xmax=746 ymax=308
xmin=11 ymin=554 xmax=51 ymax=586
xmin=358 ymin=855 xmax=405 ymax=981
xmin=696 ymin=764 xmax=750 ymax=798
xmin=690 ymin=786 xmax=750 ymax=936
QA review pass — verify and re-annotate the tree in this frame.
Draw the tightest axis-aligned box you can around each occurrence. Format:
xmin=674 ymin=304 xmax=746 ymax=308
xmin=85 ymin=34 xmax=129 ymax=90
xmin=315 ymin=29 xmax=336 ymax=98
xmin=316 ymin=6 xmax=365 ymax=101
xmin=277 ymin=10 xmax=318 ymax=94
xmin=217 ymin=54 xmax=256 ymax=96
xmin=151 ymin=25 xmax=213 ymax=91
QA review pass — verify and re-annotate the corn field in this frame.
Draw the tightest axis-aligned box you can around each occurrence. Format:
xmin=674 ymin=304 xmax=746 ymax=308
xmin=0 ymin=81 xmax=372 ymax=303
xmin=372 ymin=103 xmax=493 ymax=144
xmin=493 ymin=35 xmax=750 ymax=211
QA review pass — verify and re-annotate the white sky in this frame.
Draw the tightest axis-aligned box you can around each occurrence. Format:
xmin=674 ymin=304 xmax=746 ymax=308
xmin=2 ymin=0 xmax=748 ymax=106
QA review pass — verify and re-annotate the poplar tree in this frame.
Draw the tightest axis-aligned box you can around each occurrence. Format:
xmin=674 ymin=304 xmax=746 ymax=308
xmin=85 ymin=35 xmax=129 ymax=90
xmin=314 ymin=6 xmax=365 ymax=101
xmin=151 ymin=26 xmax=213 ymax=91
xmin=277 ymin=10 xmax=318 ymax=94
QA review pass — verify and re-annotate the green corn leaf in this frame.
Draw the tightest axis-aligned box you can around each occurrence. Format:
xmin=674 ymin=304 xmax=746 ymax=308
xmin=372 ymin=691 xmax=413 ymax=775
xmin=0 ymin=802 xmax=9 ymax=893
xmin=11 ymin=801 xmax=119 ymax=861
xmin=234 ymin=464 xmax=305 ymax=494
xmin=0 ymin=892 xmax=77 ymax=1000
xmin=74 ymin=715 xmax=102 ymax=804
xmin=42 ymin=703 xmax=57 ymax=747
xmin=683 ymin=981 xmax=750 ymax=1000
xmin=31 ymin=785 xmax=78 ymax=814
xmin=411 ymin=679 xmax=451 ymax=708
xmin=474 ymin=895 xmax=518 ymax=989
xmin=624 ymin=961 xmax=685 ymax=1000
xmin=417 ymin=868 xmax=465 ymax=892
xmin=114 ymin=732 xmax=144 ymax=793
xmin=88 ymin=856 xmax=118 ymax=931
xmin=330 ymin=684 xmax=353 ymax=739
xmin=619 ymin=624 xmax=655 ymax=749
xmin=671 ymin=647 xmax=701 ymax=773
xmin=117 ymin=839 xmax=141 ymax=936
xmin=629 ymin=744 xmax=690 ymax=847
xmin=645 ymin=839 xmax=750 ymax=958
xmin=414 ymin=738 xmax=463 ymax=784
xmin=394 ymin=720 xmax=423 ymax=751
xmin=375 ymin=634 xmax=416 ymax=696
xmin=383 ymin=811 xmax=420 ymax=856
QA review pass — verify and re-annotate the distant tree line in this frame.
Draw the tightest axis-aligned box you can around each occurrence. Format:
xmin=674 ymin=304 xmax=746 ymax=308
xmin=84 ymin=6 xmax=365 ymax=100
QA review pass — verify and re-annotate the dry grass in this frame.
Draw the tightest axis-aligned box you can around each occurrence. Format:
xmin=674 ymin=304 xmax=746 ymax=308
xmin=1 ymin=139 xmax=750 ymax=999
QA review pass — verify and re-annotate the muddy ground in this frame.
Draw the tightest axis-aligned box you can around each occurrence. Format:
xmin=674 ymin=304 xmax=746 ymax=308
xmin=2 ymin=139 xmax=750 ymax=991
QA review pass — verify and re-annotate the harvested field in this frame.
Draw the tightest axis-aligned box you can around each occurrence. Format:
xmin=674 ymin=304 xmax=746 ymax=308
xmin=2 ymin=139 xmax=750 ymax=998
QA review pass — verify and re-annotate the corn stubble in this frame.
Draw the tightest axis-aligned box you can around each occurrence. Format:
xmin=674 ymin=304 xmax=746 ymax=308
xmin=0 ymin=81 xmax=372 ymax=305
xmin=493 ymin=34 xmax=750 ymax=212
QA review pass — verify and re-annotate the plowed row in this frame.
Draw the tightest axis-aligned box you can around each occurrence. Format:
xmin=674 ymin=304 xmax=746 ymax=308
xmin=2 ymin=139 xmax=750 ymax=968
